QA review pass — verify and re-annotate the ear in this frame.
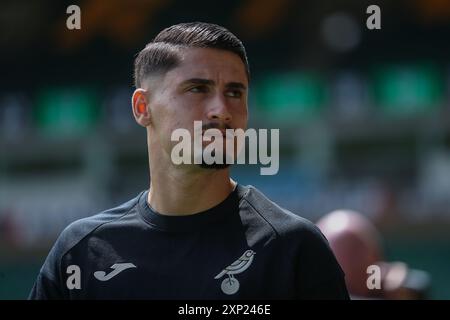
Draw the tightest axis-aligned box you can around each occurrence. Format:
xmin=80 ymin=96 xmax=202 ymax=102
xmin=132 ymin=89 xmax=151 ymax=127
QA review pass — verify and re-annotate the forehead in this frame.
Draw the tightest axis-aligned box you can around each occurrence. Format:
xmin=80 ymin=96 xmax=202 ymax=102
xmin=164 ymin=47 xmax=248 ymax=85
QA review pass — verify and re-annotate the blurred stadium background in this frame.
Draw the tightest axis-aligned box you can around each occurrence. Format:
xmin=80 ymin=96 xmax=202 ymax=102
xmin=1 ymin=0 xmax=450 ymax=299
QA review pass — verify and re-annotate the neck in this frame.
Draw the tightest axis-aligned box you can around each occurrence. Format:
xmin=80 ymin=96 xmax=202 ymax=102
xmin=147 ymin=152 xmax=236 ymax=216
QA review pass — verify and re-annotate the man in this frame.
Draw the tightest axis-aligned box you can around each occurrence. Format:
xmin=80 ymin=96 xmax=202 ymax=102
xmin=29 ymin=22 xmax=349 ymax=299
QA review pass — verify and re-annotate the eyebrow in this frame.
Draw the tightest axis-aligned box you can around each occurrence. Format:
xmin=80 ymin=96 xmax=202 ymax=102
xmin=180 ymin=78 xmax=247 ymax=90
xmin=226 ymin=82 xmax=247 ymax=90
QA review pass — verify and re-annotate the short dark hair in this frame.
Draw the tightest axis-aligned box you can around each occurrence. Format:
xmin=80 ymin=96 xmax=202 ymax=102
xmin=133 ymin=22 xmax=249 ymax=88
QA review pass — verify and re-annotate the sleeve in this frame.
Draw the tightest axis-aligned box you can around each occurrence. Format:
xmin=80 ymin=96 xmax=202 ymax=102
xmin=296 ymin=223 xmax=350 ymax=300
xmin=28 ymin=231 xmax=70 ymax=300
xmin=28 ymin=272 xmax=64 ymax=300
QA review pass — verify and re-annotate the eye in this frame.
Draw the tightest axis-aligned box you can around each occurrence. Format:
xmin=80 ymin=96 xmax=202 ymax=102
xmin=188 ymin=85 xmax=209 ymax=93
xmin=225 ymin=90 xmax=242 ymax=98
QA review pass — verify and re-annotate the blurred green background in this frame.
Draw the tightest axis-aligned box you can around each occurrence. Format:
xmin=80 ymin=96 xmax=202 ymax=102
xmin=1 ymin=0 xmax=450 ymax=299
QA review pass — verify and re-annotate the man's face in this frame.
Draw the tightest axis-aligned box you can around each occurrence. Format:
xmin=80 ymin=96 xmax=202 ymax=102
xmin=145 ymin=47 xmax=249 ymax=168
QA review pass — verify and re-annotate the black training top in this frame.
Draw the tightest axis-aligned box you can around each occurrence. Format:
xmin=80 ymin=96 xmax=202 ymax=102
xmin=29 ymin=184 xmax=349 ymax=300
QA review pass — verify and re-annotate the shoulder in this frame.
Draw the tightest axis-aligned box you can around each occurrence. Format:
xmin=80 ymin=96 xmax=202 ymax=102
xmin=40 ymin=192 xmax=143 ymax=279
xmin=237 ymin=184 xmax=345 ymax=278
xmin=58 ymin=193 xmax=142 ymax=252
xmin=237 ymin=184 xmax=323 ymax=241
xmin=237 ymin=185 xmax=348 ymax=297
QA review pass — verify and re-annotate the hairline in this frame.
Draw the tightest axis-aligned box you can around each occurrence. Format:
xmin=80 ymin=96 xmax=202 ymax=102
xmin=138 ymin=45 xmax=249 ymax=90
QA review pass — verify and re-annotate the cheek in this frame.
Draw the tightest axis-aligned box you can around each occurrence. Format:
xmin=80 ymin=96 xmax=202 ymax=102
xmin=233 ymin=106 xmax=248 ymax=127
xmin=171 ymin=120 xmax=185 ymax=134
xmin=170 ymin=94 xmax=203 ymax=118
xmin=154 ymin=96 xmax=184 ymax=127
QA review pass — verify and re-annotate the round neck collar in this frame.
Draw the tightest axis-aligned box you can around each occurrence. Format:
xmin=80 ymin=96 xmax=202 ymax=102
xmin=138 ymin=185 xmax=242 ymax=232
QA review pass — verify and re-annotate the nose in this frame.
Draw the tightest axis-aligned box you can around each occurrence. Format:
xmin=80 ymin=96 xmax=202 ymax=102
xmin=206 ymin=95 xmax=232 ymax=124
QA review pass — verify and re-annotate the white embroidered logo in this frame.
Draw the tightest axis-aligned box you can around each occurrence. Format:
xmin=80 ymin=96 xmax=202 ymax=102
xmin=94 ymin=263 xmax=136 ymax=281
xmin=214 ymin=250 xmax=256 ymax=295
